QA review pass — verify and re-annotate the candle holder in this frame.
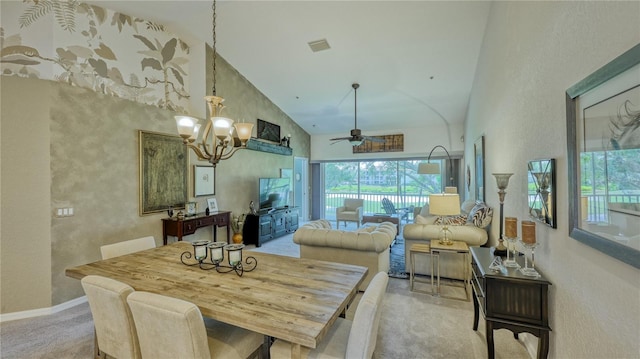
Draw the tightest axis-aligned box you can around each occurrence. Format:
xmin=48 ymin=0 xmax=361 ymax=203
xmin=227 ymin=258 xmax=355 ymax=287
xmin=181 ymin=240 xmax=212 ymax=266
xmin=518 ymin=240 xmax=540 ymax=277
xmin=503 ymin=237 xmax=520 ymax=268
xmin=181 ymin=242 xmax=258 ymax=276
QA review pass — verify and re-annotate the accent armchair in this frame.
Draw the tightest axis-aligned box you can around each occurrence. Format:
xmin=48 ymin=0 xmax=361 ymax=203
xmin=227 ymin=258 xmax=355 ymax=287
xmin=381 ymin=197 xmax=411 ymax=223
xmin=336 ymin=198 xmax=364 ymax=228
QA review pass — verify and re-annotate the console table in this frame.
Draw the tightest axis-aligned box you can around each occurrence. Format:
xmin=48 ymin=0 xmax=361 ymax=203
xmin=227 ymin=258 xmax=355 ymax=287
xmin=162 ymin=211 xmax=231 ymax=245
xmin=470 ymin=247 xmax=551 ymax=359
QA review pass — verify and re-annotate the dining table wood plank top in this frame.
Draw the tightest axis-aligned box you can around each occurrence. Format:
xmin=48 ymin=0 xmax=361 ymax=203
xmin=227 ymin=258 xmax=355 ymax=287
xmin=65 ymin=241 xmax=367 ymax=357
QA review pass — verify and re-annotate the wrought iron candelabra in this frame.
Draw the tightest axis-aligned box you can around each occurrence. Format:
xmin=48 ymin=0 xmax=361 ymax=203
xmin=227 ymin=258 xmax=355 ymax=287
xmin=181 ymin=241 xmax=257 ymax=276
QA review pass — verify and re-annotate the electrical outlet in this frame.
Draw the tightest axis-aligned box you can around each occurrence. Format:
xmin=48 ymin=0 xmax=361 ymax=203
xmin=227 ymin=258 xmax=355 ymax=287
xmin=55 ymin=207 xmax=75 ymax=217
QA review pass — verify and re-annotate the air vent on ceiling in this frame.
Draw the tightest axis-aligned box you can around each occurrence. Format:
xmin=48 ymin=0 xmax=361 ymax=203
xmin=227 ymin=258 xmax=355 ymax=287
xmin=308 ymin=39 xmax=331 ymax=53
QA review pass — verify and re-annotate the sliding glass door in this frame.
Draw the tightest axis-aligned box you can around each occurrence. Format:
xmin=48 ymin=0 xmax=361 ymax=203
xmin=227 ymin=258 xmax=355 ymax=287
xmin=323 ymin=159 xmax=445 ymax=222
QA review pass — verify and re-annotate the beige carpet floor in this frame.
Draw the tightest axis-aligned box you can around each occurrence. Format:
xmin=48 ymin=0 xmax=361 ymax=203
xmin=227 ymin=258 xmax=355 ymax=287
xmin=0 ymin=230 xmax=531 ymax=359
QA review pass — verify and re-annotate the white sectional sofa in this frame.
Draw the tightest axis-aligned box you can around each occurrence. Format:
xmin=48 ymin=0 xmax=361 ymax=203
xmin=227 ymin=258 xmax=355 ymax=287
xmin=293 ymin=219 xmax=396 ymax=290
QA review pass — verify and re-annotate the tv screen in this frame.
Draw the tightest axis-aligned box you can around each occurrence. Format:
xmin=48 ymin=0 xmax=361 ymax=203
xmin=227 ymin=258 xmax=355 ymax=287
xmin=259 ymin=178 xmax=290 ymax=210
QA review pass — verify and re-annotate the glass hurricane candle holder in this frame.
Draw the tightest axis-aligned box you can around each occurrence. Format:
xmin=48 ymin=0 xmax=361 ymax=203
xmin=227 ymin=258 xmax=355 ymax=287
xmin=503 ymin=237 xmax=521 ymax=268
xmin=181 ymin=241 xmax=257 ymax=275
xmin=207 ymin=241 xmax=226 ymax=264
xmin=181 ymin=240 xmax=211 ymax=267
xmin=518 ymin=240 xmax=540 ymax=277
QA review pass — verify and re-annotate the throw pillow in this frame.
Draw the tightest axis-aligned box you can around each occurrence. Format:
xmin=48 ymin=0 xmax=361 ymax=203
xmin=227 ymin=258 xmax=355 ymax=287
xmin=415 ymin=214 xmax=438 ymax=225
xmin=460 ymin=200 xmax=476 ymax=215
xmin=419 ymin=204 xmax=430 ymax=217
xmin=434 ymin=215 xmax=468 ymax=226
xmin=468 ymin=203 xmax=493 ymax=228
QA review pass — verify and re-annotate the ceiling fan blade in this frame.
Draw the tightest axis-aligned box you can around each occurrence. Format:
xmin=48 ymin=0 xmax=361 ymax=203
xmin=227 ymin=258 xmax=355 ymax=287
xmin=329 ymin=136 xmax=351 ymax=141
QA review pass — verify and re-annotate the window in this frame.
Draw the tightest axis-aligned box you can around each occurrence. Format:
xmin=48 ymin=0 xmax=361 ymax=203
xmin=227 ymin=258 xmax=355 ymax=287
xmin=322 ymin=159 xmax=446 ymax=221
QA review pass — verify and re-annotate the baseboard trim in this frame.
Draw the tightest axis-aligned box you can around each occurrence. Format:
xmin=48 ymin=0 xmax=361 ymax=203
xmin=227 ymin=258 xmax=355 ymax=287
xmin=0 ymin=296 xmax=87 ymax=323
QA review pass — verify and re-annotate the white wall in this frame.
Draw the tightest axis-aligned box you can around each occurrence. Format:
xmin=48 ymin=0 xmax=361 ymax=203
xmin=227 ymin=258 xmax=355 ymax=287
xmin=311 ymin=122 xmax=464 ymax=162
xmin=466 ymin=1 xmax=639 ymax=357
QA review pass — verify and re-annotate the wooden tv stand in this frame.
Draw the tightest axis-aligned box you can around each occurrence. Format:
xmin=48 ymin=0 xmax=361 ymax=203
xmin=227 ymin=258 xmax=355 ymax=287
xmin=243 ymin=207 xmax=299 ymax=247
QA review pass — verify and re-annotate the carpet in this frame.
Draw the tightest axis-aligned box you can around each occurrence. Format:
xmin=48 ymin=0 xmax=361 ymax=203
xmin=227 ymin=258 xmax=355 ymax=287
xmin=389 ymin=235 xmax=409 ymax=279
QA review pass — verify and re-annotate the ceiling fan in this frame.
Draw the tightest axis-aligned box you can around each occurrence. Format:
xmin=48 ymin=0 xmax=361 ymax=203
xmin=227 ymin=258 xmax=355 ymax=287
xmin=330 ymin=83 xmax=385 ymax=146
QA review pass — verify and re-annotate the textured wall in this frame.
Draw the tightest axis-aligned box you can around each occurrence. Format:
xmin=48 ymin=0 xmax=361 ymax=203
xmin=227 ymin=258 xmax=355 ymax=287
xmin=0 ymin=77 xmax=53 ymax=312
xmin=1 ymin=52 xmax=309 ymax=311
xmin=465 ymin=1 xmax=639 ymax=357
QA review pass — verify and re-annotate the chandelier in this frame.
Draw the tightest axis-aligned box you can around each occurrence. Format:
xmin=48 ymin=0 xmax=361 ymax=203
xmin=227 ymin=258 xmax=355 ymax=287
xmin=174 ymin=0 xmax=253 ymax=167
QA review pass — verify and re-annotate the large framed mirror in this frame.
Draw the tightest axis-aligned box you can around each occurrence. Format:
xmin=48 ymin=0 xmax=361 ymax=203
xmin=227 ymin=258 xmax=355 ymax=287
xmin=528 ymin=159 xmax=556 ymax=228
xmin=566 ymin=44 xmax=640 ymax=269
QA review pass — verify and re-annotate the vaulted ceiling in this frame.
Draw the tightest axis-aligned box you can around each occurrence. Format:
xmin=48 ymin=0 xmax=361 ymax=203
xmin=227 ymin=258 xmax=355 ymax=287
xmin=87 ymin=1 xmax=492 ymax=137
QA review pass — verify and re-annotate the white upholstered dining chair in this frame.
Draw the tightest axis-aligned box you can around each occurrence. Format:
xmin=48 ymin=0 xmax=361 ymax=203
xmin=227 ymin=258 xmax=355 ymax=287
xmin=81 ymin=275 xmax=141 ymax=359
xmin=100 ymin=236 xmax=156 ymax=259
xmin=127 ymin=291 xmax=264 ymax=359
xmin=269 ymin=272 xmax=389 ymax=359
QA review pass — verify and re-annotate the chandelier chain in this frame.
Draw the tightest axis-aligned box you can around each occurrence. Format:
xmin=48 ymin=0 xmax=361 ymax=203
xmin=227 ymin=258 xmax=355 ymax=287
xmin=211 ymin=1 xmax=217 ymax=96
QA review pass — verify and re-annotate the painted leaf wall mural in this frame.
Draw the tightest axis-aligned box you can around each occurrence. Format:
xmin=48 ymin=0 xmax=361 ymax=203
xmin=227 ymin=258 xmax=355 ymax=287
xmin=1 ymin=1 xmax=191 ymax=112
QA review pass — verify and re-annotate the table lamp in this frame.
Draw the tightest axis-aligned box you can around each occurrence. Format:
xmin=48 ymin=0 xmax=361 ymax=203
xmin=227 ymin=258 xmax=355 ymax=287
xmin=493 ymin=173 xmax=513 ymax=256
xmin=429 ymin=193 xmax=460 ymax=245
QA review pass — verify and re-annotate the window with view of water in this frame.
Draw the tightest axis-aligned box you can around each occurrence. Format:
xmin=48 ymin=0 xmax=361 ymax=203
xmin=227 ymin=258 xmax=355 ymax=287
xmin=322 ymin=160 xmax=446 ymax=222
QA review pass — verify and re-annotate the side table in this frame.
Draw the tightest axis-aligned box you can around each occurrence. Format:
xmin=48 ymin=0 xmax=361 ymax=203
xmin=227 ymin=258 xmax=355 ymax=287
xmin=430 ymin=240 xmax=470 ymax=301
xmin=409 ymin=243 xmax=432 ymax=294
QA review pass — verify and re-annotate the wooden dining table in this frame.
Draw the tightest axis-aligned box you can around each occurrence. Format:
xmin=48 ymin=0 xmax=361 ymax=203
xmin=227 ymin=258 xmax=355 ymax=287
xmin=65 ymin=241 xmax=367 ymax=358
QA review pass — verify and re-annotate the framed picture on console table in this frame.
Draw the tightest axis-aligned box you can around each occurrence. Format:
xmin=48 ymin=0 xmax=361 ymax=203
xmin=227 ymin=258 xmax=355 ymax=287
xmin=138 ymin=130 xmax=188 ymax=215
xmin=194 ymin=165 xmax=215 ymax=196
xmin=566 ymin=44 xmax=640 ymax=269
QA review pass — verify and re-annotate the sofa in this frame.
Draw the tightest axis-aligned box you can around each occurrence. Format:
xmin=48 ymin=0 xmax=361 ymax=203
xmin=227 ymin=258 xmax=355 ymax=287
xmin=403 ymin=200 xmax=492 ymax=280
xmin=293 ymin=219 xmax=396 ymax=290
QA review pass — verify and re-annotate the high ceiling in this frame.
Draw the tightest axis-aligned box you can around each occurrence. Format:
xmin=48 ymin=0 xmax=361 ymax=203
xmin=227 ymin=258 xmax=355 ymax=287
xmin=87 ymin=1 xmax=492 ymax=137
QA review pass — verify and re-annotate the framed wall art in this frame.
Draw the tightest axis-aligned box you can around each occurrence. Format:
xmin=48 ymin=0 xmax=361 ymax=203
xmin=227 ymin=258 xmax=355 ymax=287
xmin=474 ymin=136 xmax=485 ymax=202
xmin=194 ymin=165 xmax=215 ymax=196
xmin=352 ymin=134 xmax=404 ymax=153
xmin=257 ymin=119 xmax=280 ymax=143
xmin=207 ymin=198 xmax=218 ymax=213
xmin=528 ymin=159 xmax=556 ymax=228
xmin=566 ymin=43 xmax=640 ymax=269
xmin=139 ymin=130 xmax=188 ymax=215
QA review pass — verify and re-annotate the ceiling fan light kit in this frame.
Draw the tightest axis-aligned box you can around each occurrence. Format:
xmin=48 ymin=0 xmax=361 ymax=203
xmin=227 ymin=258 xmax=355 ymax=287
xmin=330 ymin=83 xmax=385 ymax=146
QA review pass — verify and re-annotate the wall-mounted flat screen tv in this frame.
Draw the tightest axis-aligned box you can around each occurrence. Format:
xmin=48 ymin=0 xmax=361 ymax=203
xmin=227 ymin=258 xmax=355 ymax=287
xmin=259 ymin=177 xmax=290 ymax=210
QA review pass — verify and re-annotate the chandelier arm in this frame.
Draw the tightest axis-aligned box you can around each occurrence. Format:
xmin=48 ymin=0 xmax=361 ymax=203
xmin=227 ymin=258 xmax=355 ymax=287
xmin=218 ymin=147 xmax=243 ymax=162
xmin=200 ymin=121 xmax=215 ymax=158
xmin=186 ymin=144 xmax=211 ymax=161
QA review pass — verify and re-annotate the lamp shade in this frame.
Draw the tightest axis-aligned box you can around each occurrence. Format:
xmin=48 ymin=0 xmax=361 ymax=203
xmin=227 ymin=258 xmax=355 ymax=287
xmin=234 ymin=122 xmax=254 ymax=143
xmin=349 ymin=138 xmax=364 ymax=146
xmin=444 ymin=186 xmax=457 ymax=194
xmin=429 ymin=194 xmax=460 ymax=216
xmin=212 ymin=117 xmax=234 ymax=139
xmin=492 ymin=173 xmax=514 ymax=190
xmin=175 ymin=116 xmax=198 ymax=139
xmin=418 ymin=162 xmax=440 ymax=174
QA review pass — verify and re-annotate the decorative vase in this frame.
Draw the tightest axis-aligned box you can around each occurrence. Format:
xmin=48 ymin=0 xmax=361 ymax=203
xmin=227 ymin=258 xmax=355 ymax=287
xmin=232 ymin=232 xmax=243 ymax=244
